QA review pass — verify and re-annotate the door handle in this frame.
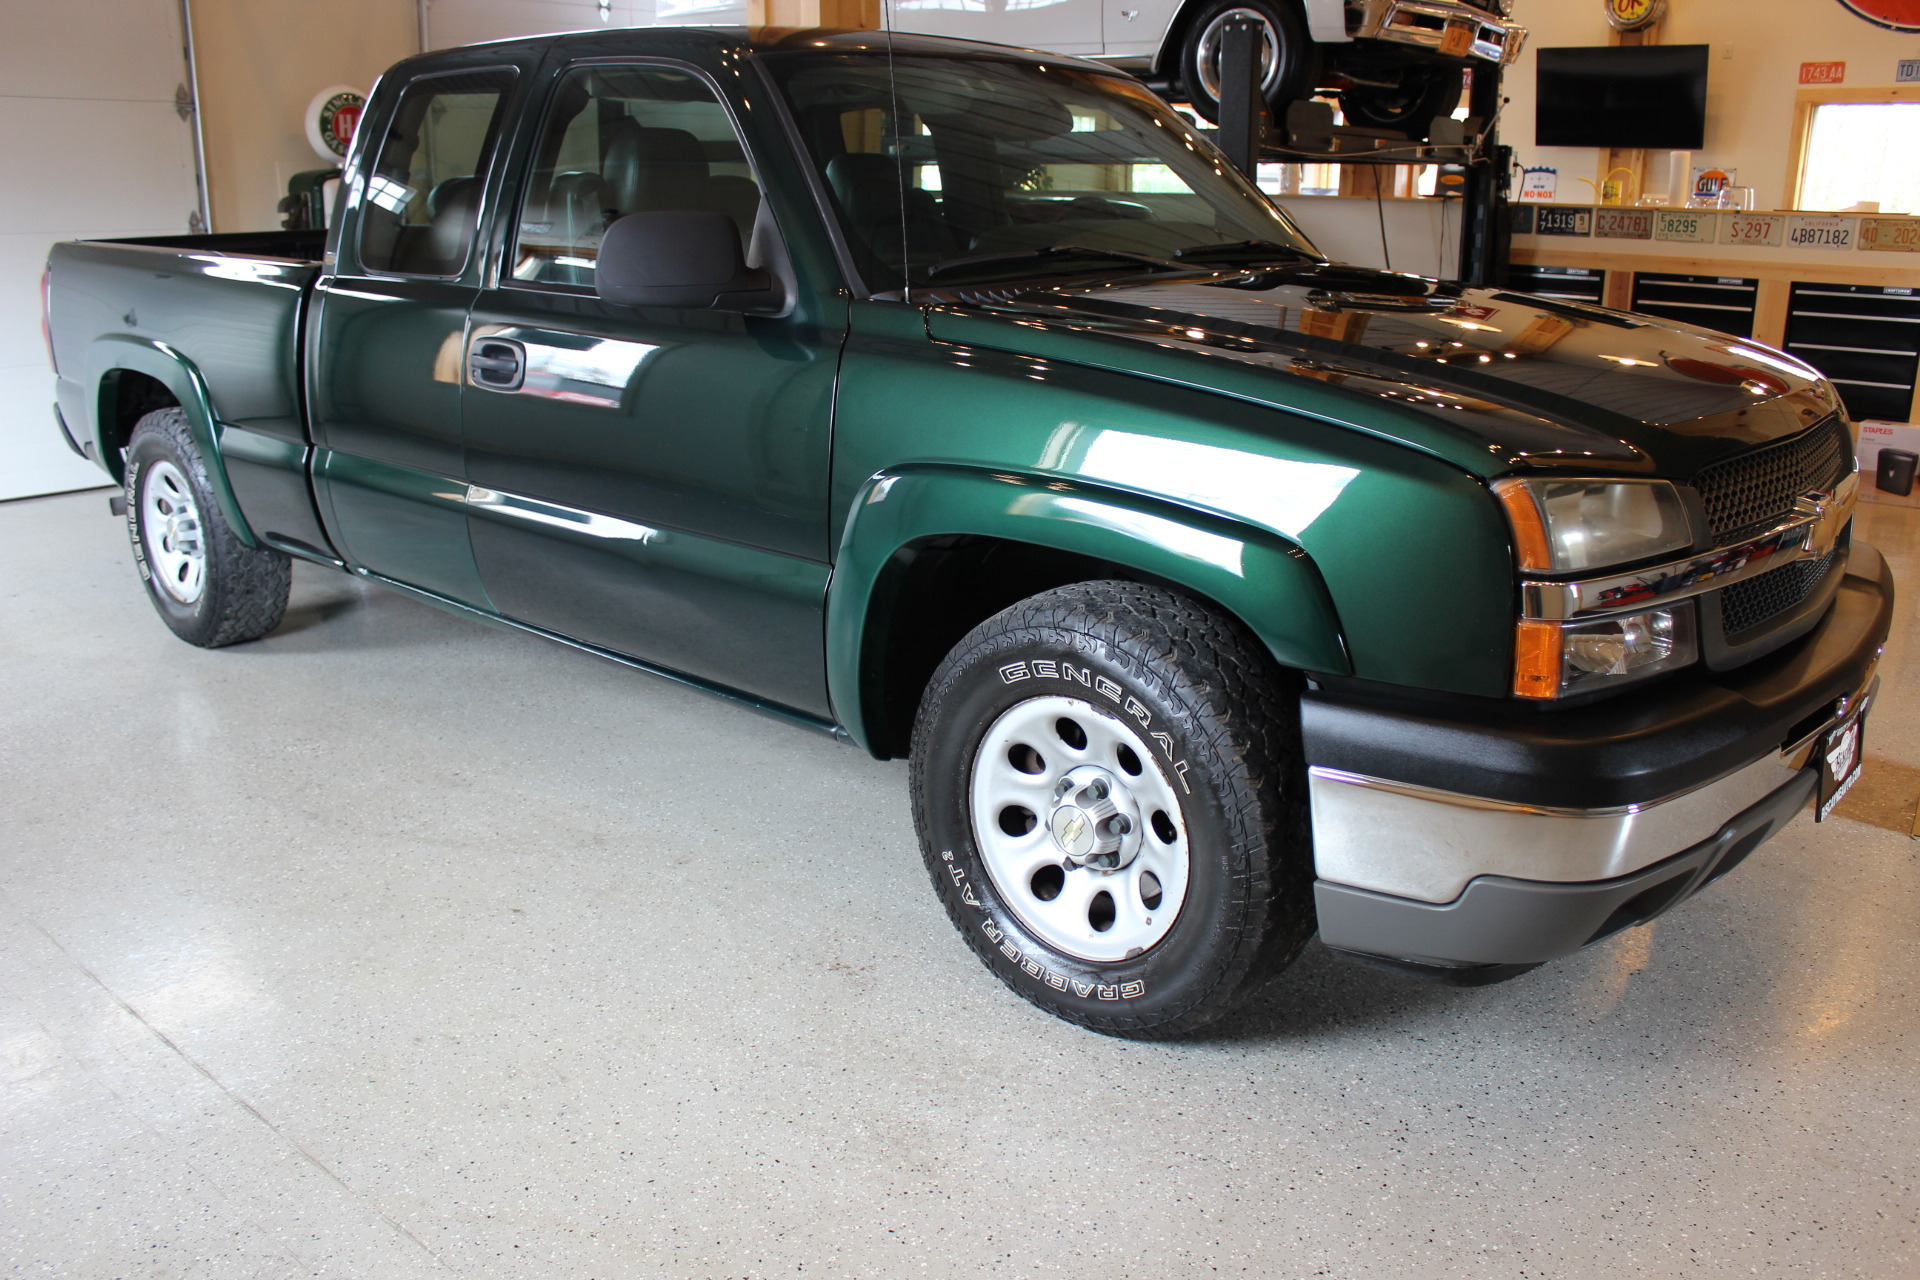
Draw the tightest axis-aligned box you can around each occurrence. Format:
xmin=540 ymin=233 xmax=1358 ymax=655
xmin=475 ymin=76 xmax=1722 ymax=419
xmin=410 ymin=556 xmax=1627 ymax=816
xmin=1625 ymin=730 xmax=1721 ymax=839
xmin=468 ymin=338 xmax=526 ymax=391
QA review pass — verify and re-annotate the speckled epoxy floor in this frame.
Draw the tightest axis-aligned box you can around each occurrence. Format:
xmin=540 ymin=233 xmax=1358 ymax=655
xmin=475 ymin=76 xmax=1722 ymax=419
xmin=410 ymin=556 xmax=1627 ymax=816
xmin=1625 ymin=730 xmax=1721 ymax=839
xmin=2 ymin=489 xmax=1916 ymax=1280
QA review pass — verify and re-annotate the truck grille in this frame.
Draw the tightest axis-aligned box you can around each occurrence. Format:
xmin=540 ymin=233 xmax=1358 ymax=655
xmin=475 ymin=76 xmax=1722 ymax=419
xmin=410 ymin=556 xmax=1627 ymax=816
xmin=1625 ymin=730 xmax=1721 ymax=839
xmin=1719 ymin=545 xmax=1840 ymax=636
xmin=1693 ymin=417 xmax=1849 ymax=546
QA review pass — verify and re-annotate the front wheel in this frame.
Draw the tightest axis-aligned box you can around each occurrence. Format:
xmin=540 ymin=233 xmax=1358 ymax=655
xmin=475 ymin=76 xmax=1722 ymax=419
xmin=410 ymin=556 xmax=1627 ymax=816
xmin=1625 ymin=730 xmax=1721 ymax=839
xmin=910 ymin=582 xmax=1314 ymax=1037
xmin=125 ymin=407 xmax=290 ymax=647
xmin=1177 ymin=0 xmax=1318 ymax=126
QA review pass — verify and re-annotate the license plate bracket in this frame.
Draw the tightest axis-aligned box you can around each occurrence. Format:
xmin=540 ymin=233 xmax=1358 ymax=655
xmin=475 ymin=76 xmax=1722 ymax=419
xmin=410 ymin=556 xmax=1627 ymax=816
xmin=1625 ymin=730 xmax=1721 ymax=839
xmin=1815 ymin=706 xmax=1867 ymax=821
xmin=1440 ymin=22 xmax=1476 ymax=58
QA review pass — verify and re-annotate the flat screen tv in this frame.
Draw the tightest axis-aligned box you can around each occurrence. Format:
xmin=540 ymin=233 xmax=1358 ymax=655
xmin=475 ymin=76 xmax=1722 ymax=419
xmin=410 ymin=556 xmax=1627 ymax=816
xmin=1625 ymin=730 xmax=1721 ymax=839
xmin=1535 ymin=45 xmax=1709 ymax=150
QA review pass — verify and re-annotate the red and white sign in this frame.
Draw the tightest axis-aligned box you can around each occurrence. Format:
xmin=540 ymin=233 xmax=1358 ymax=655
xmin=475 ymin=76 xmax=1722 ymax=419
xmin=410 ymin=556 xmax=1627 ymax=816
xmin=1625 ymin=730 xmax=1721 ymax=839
xmin=1836 ymin=1 xmax=1920 ymax=33
xmin=305 ymin=84 xmax=366 ymax=162
xmin=1799 ymin=61 xmax=1847 ymax=84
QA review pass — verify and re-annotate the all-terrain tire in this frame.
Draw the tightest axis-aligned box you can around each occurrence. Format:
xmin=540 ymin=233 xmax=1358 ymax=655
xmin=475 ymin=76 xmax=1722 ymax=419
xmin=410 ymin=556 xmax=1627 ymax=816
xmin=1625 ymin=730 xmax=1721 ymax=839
xmin=124 ymin=407 xmax=290 ymax=647
xmin=910 ymin=581 xmax=1314 ymax=1038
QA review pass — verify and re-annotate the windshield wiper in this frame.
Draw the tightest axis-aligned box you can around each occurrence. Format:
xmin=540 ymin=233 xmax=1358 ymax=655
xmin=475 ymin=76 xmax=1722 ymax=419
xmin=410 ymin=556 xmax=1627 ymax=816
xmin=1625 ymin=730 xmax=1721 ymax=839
xmin=923 ymin=244 xmax=1191 ymax=282
xmin=1173 ymin=240 xmax=1320 ymax=265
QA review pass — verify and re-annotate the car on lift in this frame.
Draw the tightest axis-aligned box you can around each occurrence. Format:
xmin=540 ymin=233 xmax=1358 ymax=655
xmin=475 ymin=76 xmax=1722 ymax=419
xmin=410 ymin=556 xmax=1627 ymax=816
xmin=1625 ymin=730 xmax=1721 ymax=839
xmin=889 ymin=0 xmax=1526 ymax=135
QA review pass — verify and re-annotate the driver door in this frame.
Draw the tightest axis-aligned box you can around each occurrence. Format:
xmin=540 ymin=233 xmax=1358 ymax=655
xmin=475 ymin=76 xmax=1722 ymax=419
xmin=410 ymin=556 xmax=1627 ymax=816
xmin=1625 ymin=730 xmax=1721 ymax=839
xmin=460 ymin=58 xmax=842 ymax=717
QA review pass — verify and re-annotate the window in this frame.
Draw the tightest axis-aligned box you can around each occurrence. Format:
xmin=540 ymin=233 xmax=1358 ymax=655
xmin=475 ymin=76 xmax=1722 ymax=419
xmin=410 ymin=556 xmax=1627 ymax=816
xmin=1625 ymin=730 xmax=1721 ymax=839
xmin=357 ymin=69 xmax=515 ymax=276
xmin=767 ymin=55 xmax=1319 ymax=291
xmin=1795 ymin=101 xmax=1920 ymax=215
xmin=512 ymin=65 xmax=762 ymax=290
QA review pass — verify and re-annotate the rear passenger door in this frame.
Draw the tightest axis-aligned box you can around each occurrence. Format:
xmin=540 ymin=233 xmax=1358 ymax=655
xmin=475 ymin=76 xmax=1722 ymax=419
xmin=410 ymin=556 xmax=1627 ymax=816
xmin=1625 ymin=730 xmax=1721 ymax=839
xmin=460 ymin=58 xmax=843 ymax=718
xmin=308 ymin=58 xmax=528 ymax=606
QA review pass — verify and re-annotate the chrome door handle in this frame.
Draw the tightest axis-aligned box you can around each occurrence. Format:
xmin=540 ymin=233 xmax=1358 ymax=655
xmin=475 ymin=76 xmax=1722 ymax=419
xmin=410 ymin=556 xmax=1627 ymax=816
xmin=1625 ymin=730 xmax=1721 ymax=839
xmin=467 ymin=338 xmax=526 ymax=391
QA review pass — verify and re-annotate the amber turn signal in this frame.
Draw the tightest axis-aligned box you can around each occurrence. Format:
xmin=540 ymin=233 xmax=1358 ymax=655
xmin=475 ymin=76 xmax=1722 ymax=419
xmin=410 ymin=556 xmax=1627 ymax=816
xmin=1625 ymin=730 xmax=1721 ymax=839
xmin=1492 ymin=479 xmax=1554 ymax=572
xmin=1513 ymin=619 xmax=1564 ymax=699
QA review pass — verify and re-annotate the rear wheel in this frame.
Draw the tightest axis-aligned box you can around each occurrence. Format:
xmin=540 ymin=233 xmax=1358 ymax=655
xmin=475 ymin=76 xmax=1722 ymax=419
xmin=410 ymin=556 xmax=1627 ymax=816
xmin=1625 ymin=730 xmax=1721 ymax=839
xmin=910 ymin=581 xmax=1314 ymax=1037
xmin=125 ymin=408 xmax=290 ymax=647
xmin=1338 ymin=65 xmax=1464 ymax=139
xmin=1178 ymin=0 xmax=1318 ymax=126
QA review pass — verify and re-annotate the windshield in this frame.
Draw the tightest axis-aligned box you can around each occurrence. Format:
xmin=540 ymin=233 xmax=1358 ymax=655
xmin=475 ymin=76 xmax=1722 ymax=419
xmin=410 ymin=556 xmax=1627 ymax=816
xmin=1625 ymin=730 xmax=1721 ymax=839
xmin=764 ymin=54 xmax=1323 ymax=291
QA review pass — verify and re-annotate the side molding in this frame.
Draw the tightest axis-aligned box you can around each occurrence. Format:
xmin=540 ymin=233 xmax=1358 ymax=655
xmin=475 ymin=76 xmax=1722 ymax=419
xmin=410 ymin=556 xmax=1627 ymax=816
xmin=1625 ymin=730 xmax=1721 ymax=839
xmin=828 ymin=465 xmax=1350 ymax=756
xmin=84 ymin=333 xmax=257 ymax=547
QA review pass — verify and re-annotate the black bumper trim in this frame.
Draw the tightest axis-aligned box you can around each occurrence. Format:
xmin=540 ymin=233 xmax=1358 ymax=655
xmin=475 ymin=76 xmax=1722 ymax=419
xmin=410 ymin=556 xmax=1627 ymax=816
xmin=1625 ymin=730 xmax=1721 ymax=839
xmin=1315 ymin=766 xmax=1819 ymax=974
xmin=1302 ymin=542 xmax=1893 ymax=810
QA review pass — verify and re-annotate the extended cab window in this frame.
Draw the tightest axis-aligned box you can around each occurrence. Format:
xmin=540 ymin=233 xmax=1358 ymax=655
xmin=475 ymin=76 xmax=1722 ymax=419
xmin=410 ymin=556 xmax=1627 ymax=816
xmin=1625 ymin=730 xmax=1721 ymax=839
xmin=357 ymin=69 xmax=516 ymax=277
xmin=512 ymin=64 xmax=762 ymax=289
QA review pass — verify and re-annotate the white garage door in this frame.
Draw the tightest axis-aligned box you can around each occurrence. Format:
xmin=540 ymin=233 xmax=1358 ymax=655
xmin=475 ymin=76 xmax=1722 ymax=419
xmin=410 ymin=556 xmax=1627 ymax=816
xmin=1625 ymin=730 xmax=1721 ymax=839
xmin=1 ymin=0 xmax=202 ymax=501
xmin=423 ymin=1 xmax=749 ymax=51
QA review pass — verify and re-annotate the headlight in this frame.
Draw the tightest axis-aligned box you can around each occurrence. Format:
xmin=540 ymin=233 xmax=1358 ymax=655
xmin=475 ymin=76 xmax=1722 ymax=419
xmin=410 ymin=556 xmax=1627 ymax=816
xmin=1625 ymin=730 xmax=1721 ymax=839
xmin=1493 ymin=478 xmax=1693 ymax=574
xmin=1514 ymin=604 xmax=1699 ymax=699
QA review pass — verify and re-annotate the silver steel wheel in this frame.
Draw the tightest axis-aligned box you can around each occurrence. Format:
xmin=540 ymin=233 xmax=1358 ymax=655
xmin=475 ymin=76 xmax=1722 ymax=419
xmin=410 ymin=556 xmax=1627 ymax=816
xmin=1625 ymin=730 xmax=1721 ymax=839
xmin=969 ymin=694 xmax=1192 ymax=964
xmin=140 ymin=459 xmax=207 ymax=605
xmin=1194 ymin=8 xmax=1283 ymax=104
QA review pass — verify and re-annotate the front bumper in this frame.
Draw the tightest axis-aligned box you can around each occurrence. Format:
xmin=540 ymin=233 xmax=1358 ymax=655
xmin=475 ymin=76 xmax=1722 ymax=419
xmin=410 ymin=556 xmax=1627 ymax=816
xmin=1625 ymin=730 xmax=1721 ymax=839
xmin=1307 ymin=541 xmax=1894 ymax=978
xmin=1353 ymin=0 xmax=1527 ymax=66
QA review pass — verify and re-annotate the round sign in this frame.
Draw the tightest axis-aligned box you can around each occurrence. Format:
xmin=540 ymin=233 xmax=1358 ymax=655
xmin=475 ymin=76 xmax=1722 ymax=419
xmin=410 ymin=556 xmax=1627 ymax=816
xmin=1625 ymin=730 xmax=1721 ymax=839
xmin=1605 ymin=0 xmax=1666 ymax=30
xmin=1835 ymin=0 xmax=1920 ymax=31
xmin=304 ymin=85 xmax=366 ymax=162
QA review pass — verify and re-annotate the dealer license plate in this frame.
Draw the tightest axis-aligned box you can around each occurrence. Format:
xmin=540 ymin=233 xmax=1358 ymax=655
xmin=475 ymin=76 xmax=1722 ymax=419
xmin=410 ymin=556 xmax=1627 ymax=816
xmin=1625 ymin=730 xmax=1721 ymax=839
xmin=1440 ymin=22 xmax=1475 ymax=58
xmin=1816 ymin=709 xmax=1866 ymax=820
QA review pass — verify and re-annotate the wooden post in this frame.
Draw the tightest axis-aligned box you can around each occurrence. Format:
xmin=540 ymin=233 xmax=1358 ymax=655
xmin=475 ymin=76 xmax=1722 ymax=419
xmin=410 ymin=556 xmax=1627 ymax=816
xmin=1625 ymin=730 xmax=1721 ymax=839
xmin=748 ymin=0 xmax=880 ymax=28
xmin=1753 ymin=279 xmax=1792 ymax=350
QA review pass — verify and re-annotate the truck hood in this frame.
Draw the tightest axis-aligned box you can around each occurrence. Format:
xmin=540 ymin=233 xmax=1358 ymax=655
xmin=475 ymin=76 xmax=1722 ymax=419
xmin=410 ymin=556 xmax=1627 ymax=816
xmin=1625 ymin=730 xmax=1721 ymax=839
xmin=922 ymin=264 xmax=1843 ymax=479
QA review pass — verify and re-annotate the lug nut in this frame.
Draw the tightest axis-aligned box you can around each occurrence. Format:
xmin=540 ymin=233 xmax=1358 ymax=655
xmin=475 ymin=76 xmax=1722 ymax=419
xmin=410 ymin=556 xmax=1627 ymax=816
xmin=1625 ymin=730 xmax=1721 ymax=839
xmin=1106 ymin=815 xmax=1131 ymax=836
xmin=1083 ymin=779 xmax=1108 ymax=802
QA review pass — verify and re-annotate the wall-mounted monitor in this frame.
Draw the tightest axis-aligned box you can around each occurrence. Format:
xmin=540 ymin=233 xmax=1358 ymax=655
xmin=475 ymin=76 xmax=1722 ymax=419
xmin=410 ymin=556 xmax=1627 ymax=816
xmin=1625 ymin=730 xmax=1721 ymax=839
xmin=1535 ymin=45 xmax=1710 ymax=150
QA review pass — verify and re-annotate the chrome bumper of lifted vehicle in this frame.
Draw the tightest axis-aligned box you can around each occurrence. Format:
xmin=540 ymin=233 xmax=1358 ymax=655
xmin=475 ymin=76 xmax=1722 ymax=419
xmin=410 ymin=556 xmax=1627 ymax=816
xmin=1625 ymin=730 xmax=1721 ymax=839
xmin=1306 ymin=542 xmax=1893 ymax=979
xmin=1353 ymin=0 xmax=1527 ymax=66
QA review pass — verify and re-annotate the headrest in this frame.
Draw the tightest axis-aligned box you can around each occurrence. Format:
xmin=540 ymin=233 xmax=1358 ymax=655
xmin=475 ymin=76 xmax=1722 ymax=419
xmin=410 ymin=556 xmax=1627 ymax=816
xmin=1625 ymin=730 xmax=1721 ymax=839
xmin=604 ymin=122 xmax=710 ymax=213
xmin=426 ymin=176 xmax=477 ymax=220
xmin=825 ymin=153 xmax=905 ymax=224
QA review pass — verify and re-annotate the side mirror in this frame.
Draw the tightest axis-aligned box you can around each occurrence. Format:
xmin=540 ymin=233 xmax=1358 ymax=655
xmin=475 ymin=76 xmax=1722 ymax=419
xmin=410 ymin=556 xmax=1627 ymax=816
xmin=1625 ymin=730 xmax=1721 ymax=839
xmin=595 ymin=210 xmax=778 ymax=310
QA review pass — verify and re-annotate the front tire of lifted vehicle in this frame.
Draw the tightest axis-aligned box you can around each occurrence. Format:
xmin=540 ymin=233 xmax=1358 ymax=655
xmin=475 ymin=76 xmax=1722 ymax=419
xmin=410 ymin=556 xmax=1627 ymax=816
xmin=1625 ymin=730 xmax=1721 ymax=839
xmin=1177 ymin=0 xmax=1319 ymax=126
xmin=910 ymin=581 xmax=1314 ymax=1037
xmin=125 ymin=408 xmax=290 ymax=648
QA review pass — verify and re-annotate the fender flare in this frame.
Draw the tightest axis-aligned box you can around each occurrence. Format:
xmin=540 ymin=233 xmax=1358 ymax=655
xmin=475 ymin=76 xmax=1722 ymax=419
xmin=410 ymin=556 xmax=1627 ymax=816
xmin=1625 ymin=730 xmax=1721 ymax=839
xmin=827 ymin=464 xmax=1350 ymax=756
xmin=84 ymin=333 xmax=258 ymax=547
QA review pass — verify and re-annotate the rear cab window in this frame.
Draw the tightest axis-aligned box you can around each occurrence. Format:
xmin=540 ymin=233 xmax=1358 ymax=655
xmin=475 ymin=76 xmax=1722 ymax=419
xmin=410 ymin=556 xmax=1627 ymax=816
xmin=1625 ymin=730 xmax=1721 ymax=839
xmin=357 ymin=68 xmax=518 ymax=277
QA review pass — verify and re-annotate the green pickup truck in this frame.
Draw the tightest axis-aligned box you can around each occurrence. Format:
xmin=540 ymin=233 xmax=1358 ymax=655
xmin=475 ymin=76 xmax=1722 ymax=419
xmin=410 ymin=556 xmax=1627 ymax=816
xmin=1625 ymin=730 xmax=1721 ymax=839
xmin=44 ymin=27 xmax=1892 ymax=1037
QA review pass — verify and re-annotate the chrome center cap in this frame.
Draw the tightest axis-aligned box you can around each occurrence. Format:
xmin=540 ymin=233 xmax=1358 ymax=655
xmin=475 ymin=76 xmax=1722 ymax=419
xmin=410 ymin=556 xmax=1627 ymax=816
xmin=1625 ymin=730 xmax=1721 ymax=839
xmin=166 ymin=514 xmax=201 ymax=554
xmin=1047 ymin=765 xmax=1141 ymax=871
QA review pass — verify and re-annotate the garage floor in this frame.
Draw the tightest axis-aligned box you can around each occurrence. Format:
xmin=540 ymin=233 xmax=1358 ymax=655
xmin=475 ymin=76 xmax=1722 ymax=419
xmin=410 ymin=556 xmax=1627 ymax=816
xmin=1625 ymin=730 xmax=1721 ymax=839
xmin=3 ymin=489 xmax=1916 ymax=1280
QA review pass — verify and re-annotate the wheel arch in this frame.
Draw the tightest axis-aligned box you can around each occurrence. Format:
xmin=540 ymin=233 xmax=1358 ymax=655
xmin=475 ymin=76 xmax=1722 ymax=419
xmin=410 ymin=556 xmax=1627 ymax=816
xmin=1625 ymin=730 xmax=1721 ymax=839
xmin=85 ymin=334 xmax=257 ymax=546
xmin=828 ymin=465 xmax=1350 ymax=759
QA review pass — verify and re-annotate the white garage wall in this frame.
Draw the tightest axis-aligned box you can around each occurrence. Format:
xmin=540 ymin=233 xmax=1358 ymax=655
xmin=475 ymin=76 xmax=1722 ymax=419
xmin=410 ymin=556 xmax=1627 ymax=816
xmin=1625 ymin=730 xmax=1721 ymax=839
xmin=0 ymin=0 xmax=202 ymax=501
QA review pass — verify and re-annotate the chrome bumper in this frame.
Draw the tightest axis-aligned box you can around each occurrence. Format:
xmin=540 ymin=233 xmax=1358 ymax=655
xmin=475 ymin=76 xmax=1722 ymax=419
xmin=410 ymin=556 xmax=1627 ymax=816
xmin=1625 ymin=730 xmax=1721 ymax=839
xmin=1353 ymin=0 xmax=1526 ymax=66
xmin=1309 ymin=668 xmax=1874 ymax=905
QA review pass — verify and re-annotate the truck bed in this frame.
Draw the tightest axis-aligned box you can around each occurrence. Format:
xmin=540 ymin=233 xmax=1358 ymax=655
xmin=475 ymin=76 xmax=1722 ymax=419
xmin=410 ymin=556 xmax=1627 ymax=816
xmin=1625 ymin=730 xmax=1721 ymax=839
xmin=49 ymin=231 xmax=326 ymax=456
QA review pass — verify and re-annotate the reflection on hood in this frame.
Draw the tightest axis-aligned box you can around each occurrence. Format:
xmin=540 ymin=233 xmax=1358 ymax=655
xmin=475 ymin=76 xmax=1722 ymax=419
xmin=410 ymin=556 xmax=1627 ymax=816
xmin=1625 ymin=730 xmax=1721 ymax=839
xmin=937 ymin=265 xmax=1843 ymax=477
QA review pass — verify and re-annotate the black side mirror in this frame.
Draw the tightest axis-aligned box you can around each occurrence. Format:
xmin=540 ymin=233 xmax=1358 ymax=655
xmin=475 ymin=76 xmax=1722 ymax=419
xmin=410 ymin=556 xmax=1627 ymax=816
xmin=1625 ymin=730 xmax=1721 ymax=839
xmin=595 ymin=210 xmax=778 ymax=310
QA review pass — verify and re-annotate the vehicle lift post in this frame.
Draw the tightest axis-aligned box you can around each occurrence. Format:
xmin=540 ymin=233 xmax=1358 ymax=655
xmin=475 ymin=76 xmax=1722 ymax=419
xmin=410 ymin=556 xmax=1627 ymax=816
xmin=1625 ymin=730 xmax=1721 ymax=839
xmin=1210 ymin=19 xmax=1510 ymax=287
